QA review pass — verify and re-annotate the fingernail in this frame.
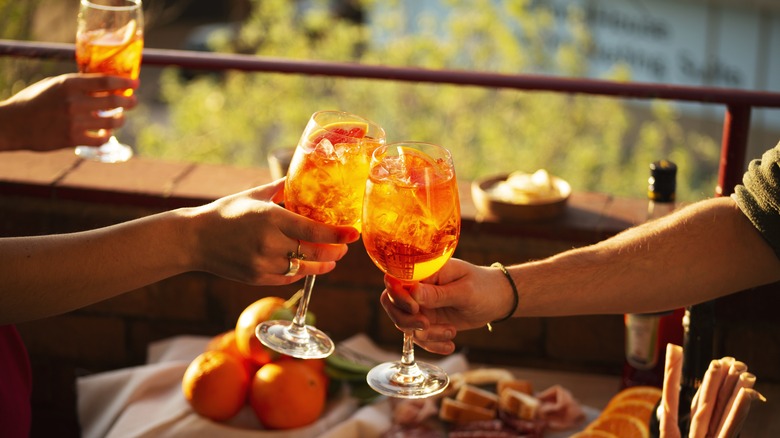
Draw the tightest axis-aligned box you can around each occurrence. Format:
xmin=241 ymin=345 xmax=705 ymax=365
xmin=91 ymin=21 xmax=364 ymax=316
xmin=348 ymin=229 xmax=360 ymax=241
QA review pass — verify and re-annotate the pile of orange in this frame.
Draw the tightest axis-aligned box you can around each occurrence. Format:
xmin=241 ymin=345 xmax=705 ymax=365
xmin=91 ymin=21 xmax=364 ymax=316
xmin=181 ymin=296 xmax=328 ymax=429
xmin=572 ymin=386 xmax=661 ymax=438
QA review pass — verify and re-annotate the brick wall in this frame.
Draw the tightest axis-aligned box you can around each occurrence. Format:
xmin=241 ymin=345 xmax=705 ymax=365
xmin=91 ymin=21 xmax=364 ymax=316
xmin=2 ymin=149 xmax=779 ymax=436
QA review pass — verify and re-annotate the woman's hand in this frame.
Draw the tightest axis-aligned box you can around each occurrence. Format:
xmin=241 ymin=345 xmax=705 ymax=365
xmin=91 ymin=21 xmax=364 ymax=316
xmin=0 ymin=73 xmax=138 ymax=151
xmin=186 ymin=179 xmax=360 ymax=286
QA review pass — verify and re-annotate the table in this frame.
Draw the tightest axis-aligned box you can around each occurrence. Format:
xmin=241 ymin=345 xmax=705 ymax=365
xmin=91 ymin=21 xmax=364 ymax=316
xmin=76 ymin=334 xmax=777 ymax=437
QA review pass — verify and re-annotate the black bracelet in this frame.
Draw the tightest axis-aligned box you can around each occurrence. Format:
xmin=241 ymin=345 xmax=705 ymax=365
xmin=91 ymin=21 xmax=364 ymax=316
xmin=487 ymin=262 xmax=519 ymax=332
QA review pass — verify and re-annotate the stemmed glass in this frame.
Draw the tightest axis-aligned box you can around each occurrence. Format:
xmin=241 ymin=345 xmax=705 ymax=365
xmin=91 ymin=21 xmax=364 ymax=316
xmin=75 ymin=0 xmax=144 ymax=163
xmin=257 ymin=110 xmax=386 ymax=359
xmin=362 ymin=142 xmax=461 ymax=398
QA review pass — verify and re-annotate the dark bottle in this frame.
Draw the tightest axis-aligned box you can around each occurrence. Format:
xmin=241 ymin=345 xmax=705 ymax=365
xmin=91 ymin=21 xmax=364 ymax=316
xmin=649 ymin=302 xmax=715 ymax=438
xmin=621 ymin=160 xmax=685 ymax=390
xmin=677 ymin=301 xmax=715 ymax=435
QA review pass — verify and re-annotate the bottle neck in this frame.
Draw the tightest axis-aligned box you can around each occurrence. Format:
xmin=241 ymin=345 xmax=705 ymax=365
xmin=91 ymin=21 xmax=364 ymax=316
xmin=647 ymin=199 xmax=675 ymax=221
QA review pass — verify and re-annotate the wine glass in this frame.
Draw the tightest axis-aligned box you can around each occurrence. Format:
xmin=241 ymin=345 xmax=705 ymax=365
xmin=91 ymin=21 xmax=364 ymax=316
xmin=74 ymin=0 xmax=144 ymax=163
xmin=257 ymin=110 xmax=386 ymax=359
xmin=362 ymin=142 xmax=461 ymax=398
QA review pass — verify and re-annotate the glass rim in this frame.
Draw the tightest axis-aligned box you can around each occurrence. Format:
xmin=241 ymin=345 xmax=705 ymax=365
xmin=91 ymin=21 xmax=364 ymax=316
xmin=373 ymin=141 xmax=454 ymax=162
xmin=310 ymin=110 xmax=386 ymax=138
xmin=81 ymin=0 xmax=142 ymax=11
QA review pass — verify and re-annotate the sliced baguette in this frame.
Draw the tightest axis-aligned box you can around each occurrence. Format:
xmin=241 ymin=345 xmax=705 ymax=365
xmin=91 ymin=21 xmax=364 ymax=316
xmin=497 ymin=379 xmax=534 ymax=397
xmin=439 ymin=397 xmax=497 ymax=424
xmin=455 ymin=384 xmax=499 ymax=410
xmin=499 ymin=388 xmax=540 ymax=421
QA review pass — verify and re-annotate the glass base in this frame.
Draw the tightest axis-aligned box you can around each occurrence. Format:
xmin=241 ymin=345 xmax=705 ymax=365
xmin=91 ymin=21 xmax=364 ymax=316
xmin=256 ymin=319 xmax=334 ymax=359
xmin=75 ymin=137 xmax=133 ymax=163
xmin=367 ymin=360 xmax=449 ymax=399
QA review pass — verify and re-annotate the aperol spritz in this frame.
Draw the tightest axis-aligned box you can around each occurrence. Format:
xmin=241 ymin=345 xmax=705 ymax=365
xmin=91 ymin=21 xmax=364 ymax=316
xmin=363 ymin=142 xmax=461 ymax=398
xmin=284 ymin=114 xmax=384 ymax=232
xmin=75 ymin=0 xmax=143 ymax=162
xmin=257 ymin=110 xmax=386 ymax=359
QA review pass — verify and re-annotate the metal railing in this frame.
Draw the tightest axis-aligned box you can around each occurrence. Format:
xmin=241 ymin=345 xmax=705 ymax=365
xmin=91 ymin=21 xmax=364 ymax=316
xmin=3 ymin=39 xmax=780 ymax=196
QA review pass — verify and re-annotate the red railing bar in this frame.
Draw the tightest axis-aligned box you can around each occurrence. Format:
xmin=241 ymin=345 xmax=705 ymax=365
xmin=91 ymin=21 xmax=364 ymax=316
xmin=3 ymin=39 xmax=779 ymax=196
xmin=718 ymin=105 xmax=752 ymax=196
xmin=3 ymin=39 xmax=780 ymax=108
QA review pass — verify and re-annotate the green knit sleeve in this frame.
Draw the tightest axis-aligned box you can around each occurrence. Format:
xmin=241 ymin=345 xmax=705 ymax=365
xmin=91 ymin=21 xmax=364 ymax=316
xmin=733 ymin=141 xmax=780 ymax=260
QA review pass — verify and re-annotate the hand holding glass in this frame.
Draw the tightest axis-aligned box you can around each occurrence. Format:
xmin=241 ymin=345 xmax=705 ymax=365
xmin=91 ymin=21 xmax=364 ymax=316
xmin=75 ymin=0 xmax=143 ymax=162
xmin=257 ymin=110 xmax=386 ymax=359
xmin=362 ymin=142 xmax=461 ymax=398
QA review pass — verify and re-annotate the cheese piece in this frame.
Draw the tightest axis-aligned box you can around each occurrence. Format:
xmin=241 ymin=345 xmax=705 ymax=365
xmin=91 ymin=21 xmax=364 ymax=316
xmin=489 ymin=169 xmax=563 ymax=203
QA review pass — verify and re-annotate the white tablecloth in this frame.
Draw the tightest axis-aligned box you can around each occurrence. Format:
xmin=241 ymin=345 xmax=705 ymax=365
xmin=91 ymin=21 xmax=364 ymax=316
xmin=77 ymin=334 xmax=470 ymax=438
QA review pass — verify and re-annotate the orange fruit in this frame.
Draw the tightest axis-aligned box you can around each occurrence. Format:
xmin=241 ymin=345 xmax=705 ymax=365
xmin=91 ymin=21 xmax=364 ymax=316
xmin=602 ymin=399 xmax=656 ymax=425
xmin=206 ymin=330 xmax=259 ymax=377
xmin=276 ymin=355 xmax=329 ymax=390
xmin=206 ymin=330 xmax=235 ymax=352
xmin=249 ymin=360 xmax=326 ymax=430
xmin=587 ymin=413 xmax=649 ymax=438
xmin=235 ymin=296 xmax=286 ymax=366
xmin=182 ymin=350 xmax=250 ymax=422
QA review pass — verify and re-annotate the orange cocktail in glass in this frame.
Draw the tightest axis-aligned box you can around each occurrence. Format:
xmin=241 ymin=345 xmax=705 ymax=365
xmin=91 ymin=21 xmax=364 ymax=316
xmin=76 ymin=23 xmax=143 ymax=87
xmin=75 ymin=0 xmax=143 ymax=162
xmin=257 ymin=110 xmax=386 ymax=359
xmin=363 ymin=142 xmax=460 ymax=398
xmin=285 ymin=116 xmax=384 ymax=232
xmin=362 ymin=147 xmax=460 ymax=281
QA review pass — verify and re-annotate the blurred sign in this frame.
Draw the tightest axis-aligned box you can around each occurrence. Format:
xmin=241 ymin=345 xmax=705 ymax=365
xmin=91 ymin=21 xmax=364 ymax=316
xmin=547 ymin=0 xmax=778 ymax=92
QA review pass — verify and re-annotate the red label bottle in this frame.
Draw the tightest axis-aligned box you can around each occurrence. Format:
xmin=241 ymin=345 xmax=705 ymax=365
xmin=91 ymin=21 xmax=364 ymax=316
xmin=621 ymin=160 xmax=684 ymax=390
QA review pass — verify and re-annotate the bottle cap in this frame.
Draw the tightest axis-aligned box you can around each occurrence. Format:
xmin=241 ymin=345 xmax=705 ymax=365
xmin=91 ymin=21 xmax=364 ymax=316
xmin=648 ymin=160 xmax=677 ymax=202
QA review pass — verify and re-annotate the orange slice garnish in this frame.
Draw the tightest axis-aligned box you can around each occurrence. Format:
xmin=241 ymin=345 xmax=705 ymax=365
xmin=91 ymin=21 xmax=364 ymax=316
xmin=308 ymin=121 xmax=368 ymax=146
xmin=602 ymin=398 xmax=656 ymax=425
xmin=587 ymin=413 xmax=650 ymax=438
xmin=605 ymin=386 xmax=662 ymax=409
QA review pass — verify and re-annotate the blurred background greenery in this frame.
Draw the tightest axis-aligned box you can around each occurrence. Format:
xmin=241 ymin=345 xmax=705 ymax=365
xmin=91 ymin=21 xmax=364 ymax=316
xmin=1 ymin=0 xmax=721 ymax=201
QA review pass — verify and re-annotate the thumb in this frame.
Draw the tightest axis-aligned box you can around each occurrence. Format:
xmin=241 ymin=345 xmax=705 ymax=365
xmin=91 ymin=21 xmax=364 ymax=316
xmin=411 ymin=281 xmax=446 ymax=310
xmin=412 ymin=265 xmax=472 ymax=311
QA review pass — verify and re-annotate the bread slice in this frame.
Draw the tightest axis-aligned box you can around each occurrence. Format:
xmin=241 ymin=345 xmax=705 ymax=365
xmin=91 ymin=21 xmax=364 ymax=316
xmin=499 ymin=388 xmax=540 ymax=420
xmin=439 ymin=397 xmax=497 ymax=424
xmin=497 ymin=379 xmax=534 ymax=396
xmin=455 ymin=384 xmax=499 ymax=410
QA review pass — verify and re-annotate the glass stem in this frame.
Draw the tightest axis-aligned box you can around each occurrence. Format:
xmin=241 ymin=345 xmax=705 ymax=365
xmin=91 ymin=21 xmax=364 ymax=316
xmin=401 ymin=331 xmax=416 ymax=367
xmin=290 ymin=274 xmax=316 ymax=336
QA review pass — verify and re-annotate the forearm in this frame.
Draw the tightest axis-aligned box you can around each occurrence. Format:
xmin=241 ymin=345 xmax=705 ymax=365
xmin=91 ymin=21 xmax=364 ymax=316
xmin=0 ymin=101 xmax=21 ymax=152
xmin=510 ymin=196 xmax=780 ymax=317
xmin=0 ymin=209 xmax=194 ymax=324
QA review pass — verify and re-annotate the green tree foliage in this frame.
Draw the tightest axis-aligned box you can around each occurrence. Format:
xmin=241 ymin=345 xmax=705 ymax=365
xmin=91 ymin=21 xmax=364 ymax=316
xmin=135 ymin=0 xmax=719 ymax=201
xmin=0 ymin=0 xmax=48 ymax=99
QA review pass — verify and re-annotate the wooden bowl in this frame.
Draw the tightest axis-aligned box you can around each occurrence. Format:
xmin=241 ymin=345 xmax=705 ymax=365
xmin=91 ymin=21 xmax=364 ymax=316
xmin=471 ymin=173 xmax=571 ymax=221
